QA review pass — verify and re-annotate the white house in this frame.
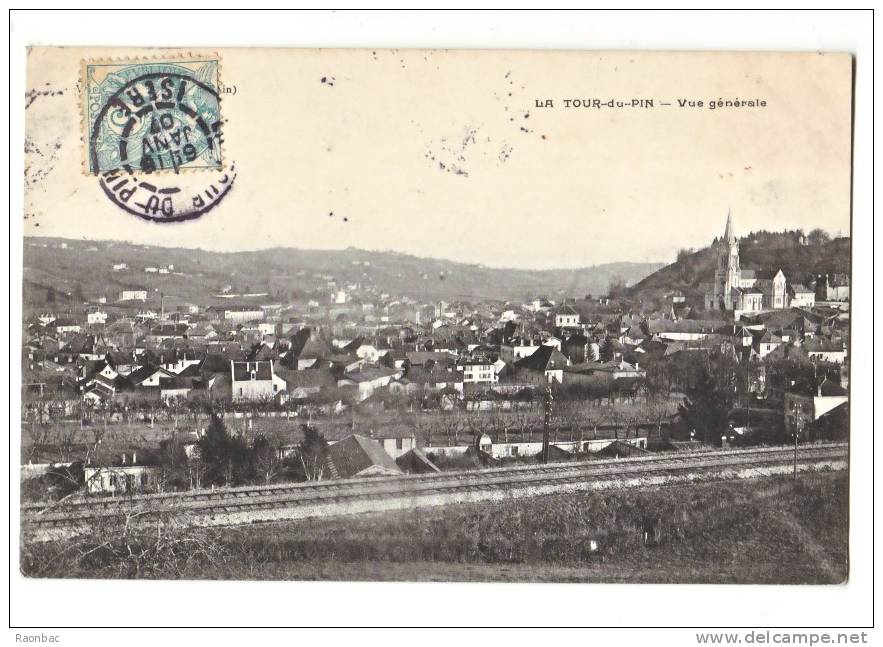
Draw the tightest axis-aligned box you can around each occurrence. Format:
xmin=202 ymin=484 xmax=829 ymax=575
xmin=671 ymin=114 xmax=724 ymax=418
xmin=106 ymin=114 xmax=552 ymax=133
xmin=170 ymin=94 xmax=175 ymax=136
xmin=224 ymin=307 xmax=265 ymax=323
xmin=789 ymin=284 xmax=816 ymax=309
xmin=119 ymin=290 xmax=148 ymax=302
xmin=231 ymin=361 xmax=287 ymax=402
xmin=460 ymin=360 xmax=498 ymax=385
xmin=85 ymin=463 xmax=162 ymax=494
xmin=87 ymin=310 xmax=108 ymax=325
xmin=555 ymin=304 xmax=581 ymax=328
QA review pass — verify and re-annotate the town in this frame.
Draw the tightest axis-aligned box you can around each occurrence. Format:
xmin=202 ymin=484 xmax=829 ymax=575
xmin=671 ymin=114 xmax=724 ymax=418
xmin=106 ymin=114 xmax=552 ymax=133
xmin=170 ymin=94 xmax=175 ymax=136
xmin=20 ymin=214 xmax=849 ymax=502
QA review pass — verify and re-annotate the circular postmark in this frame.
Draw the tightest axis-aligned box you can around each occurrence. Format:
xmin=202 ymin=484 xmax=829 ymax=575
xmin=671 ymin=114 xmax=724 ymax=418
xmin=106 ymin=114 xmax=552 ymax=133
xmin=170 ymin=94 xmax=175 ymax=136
xmin=89 ymin=70 xmax=223 ymax=175
xmin=97 ymin=162 xmax=237 ymax=223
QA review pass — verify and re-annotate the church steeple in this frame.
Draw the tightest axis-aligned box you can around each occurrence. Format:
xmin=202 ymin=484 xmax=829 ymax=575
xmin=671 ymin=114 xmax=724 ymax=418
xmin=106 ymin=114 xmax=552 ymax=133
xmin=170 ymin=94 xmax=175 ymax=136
xmin=723 ymin=209 xmax=736 ymax=245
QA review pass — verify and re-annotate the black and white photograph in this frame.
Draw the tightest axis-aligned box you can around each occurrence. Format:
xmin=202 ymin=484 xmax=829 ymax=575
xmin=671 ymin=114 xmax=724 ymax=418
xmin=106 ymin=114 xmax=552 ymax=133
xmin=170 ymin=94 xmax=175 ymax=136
xmin=8 ymin=7 xmax=875 ymax=637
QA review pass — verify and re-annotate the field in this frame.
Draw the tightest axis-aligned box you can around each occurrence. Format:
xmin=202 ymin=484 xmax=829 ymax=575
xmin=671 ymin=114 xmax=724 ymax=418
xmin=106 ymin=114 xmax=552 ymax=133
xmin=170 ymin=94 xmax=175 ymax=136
xmin=21 ymin=472 xmax=848 ymax=583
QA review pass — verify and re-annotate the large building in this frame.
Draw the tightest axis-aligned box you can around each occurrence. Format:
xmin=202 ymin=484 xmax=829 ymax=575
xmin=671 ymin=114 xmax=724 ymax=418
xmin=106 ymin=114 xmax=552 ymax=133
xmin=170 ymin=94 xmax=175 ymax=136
xmin=704 ymin=212 xmax=787 ymax=313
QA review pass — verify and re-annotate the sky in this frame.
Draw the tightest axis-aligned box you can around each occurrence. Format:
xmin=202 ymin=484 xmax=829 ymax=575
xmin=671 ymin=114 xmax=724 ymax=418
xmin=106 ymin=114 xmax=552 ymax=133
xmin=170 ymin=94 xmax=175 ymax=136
xmin=24 ymin=48 xmax=852 ymax=269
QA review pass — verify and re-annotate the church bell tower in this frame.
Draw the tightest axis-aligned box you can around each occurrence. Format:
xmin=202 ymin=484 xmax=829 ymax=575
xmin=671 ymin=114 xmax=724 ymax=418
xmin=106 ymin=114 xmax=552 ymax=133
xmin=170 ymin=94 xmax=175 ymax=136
xmin=713 ymin=210 xmax=741 ymax=309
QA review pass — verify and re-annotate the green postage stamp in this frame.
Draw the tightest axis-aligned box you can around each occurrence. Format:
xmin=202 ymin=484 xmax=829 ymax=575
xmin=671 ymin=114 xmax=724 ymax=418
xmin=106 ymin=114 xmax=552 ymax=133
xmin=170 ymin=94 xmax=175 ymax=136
xmin=83 ymin=56 xmax=224 ymax=174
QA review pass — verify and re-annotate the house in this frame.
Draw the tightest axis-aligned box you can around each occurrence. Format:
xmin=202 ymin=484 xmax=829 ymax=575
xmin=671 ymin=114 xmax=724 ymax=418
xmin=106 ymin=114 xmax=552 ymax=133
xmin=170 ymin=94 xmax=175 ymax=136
xmin=148 ymin=323 xmax=189 ymax=343
xmin=397 ymin=365 xmax=464 ymax=395
xmin=755 ymin=330 xmax=783 ymax=359
xmin=784 ymin=379 xmax=848 ymax=439
xmin=459 ymin=359 xmax=498 ymax=386
xmin=396 ymin=448 xmax=441 ymax=474
xmin=561 ymin=332 xmax=590 ymax=364
xmin=816 ymin=273 xmax=849 ymax=302
xmin=276 ymin=367 xmax=337 ymax=401
xmin=788 ymin=283 xmax=816 ymax=309
xmin=211 ymin=305 xmax=265 ymax=323
xmin=128 ymin=364 xmax=176 ymax=389
xmin=52 ymin=319 xmax=82 ymax=335
xmin=338 ymin=366 xmax=403 ymax=402
xmin=326 ymin=434 xmax=404 ymax=479
xmin=230 ymin=360 xmax=287 ymax=402
xmin=804 ymin=338 xmax=847 ymax=364
xmin=373 ymin=429 xmax=418 ymax=459
xmin=119 ymin=290 xmax=148 ymax=302
xmin=158 ymin=350 xmax=202 ymax=374
xmin=87 ymin=310 xmax=108 ymax=325
xmin=499 ymin=339 xmax=541 ymax=363
xmin=158 ymin=376 xmax=195 ymax=402
xmin=595 ymin=439 xmax=651 ymax=458
xmin=554 ymin=304 xmax=581 ymax=328
xmin=595 ymin=359 xmax=645 ymax=380
xmin=528 ymin=297 xmax=554 ymax=313
xmin=105 ymin=351 xmax=139 ymax=376
xmin=85 ymin=457 xmax=162 ymax=495
xmin=405 ymin=350 xmax=459 ymax=369
xmin=513 ymin=345 xmax=569 ymax=384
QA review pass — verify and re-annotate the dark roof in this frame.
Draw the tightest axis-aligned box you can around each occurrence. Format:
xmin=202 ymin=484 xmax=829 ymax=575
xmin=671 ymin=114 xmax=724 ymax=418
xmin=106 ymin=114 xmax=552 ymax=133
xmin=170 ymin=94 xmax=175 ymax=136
xmin=818 ymin=378 xmax=847 ymax=397
xmin=276 ymin=367 xmax=337 ymax=389
xmin=177 ymin=363 xmax=203 ymax=378
xmin=556 ymin=304 xmax=579 ymax=316
xmin=515 ymin=345 xmax=567 ymax=371
xmin=595 ymin=440 xmax=650 ymax=458
xmin=201 ymin=353 xmax=233 ymax=374
xmin=395 ymin=448 xmax=441 ymax=474
xmin=158 ymin=376 xmax=193 ymax=390
xmin=342 ymin=367 xmax=400 ymax=383
xmin=231 ymin=361 xmax=273 ymax=381
xmin=127 ymin=364 xmax=168 ymax=385
xmin=327 ymin=434 xmax=403 ymax=479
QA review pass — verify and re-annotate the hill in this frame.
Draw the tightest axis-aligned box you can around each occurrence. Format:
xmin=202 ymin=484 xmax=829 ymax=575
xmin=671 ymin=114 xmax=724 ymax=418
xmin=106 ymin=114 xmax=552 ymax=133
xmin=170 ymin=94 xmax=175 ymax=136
xmin=22 ymin=237 xmax=663 ymax=310
xmin=624 ymin=230 xmax=850 ymax=309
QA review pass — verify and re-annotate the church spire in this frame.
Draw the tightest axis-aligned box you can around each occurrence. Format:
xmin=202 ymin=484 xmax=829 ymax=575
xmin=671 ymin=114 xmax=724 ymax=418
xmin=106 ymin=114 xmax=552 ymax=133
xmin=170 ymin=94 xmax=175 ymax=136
xmin=723 ymin=209 xmax=736 ymax=244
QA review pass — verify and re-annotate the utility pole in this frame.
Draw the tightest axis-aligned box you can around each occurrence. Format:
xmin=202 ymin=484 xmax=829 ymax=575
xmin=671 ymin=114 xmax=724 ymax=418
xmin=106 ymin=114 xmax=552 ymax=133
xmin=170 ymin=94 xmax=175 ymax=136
xmin=794 ymin=420 xmax=802 ymax=479
xmin=542 ymin=386 xmax=553 ymax=464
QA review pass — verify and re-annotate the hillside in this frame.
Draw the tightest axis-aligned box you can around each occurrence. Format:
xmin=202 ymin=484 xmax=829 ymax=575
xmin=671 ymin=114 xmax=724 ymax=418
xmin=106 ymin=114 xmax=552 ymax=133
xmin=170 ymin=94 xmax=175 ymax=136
xmin=22 ymin=237 xmax=662 ymax=309
xmin=625 ymin=230 xmax=850 ymax=308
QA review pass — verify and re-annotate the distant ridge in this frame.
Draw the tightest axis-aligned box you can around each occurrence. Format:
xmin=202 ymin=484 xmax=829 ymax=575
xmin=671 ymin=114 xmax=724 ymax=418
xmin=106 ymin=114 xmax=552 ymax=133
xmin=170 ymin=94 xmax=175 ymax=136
xmin=22 ymin=236 xmax=664 ymax=308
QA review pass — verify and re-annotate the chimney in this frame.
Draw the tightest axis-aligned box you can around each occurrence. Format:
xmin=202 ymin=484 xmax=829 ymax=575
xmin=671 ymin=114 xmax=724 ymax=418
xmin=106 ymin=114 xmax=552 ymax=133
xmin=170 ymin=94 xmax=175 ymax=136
xmin=132 ymin=451 xmax=136 ymax=464
xmin=817 ymin=383 xmax=822 ymax=397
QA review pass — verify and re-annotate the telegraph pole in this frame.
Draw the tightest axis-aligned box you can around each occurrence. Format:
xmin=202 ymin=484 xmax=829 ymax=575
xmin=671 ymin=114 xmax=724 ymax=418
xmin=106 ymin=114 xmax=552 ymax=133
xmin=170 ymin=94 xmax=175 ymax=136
xmin=542 ymin=386 xmax=553 ymax=464
xmin=794 ymin=420 xmax=802 ymax=479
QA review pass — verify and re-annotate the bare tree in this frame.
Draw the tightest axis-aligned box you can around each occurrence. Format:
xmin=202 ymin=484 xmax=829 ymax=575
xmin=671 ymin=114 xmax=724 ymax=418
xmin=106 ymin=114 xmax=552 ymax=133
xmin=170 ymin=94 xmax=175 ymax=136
xmin=21 ymin=510 xmax=232 ymax=579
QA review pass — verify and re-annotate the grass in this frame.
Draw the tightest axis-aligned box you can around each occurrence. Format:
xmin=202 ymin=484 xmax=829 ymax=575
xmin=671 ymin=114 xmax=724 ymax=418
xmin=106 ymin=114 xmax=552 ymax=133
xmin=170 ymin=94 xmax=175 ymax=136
xmin=21 ymin=473 xmax=848 ymax=584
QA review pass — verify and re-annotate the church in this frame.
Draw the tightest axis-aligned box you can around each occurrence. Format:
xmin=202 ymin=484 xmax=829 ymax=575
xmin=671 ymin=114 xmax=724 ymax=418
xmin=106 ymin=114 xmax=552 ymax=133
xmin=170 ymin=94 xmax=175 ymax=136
xmin=703 ymin=212 xmax=788 ymax=313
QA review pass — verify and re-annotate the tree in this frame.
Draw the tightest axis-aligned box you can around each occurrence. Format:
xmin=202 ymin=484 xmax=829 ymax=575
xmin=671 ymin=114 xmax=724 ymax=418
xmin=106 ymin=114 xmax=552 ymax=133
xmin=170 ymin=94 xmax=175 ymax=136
xmin=766 ymin=352 xmax=816 ymax=401
xmin=807 ymin=228 xmax=831 ymax=246
xmin=294 ymin=425 xmax=329 ymax=481
xmin=677 ymin=350 xmax=741 ymax=445
xmin=198 ymin=412 xmax=250 ymax=486
xmin=157 ymin=433 xmax=191 ymax=491
xmin=598 ymin=336 xmax=615 ymax=362
xmin=252 ymin=434 xmax=284 ymax=484
xmin=607 ymin=276 xmax=627 ymax=299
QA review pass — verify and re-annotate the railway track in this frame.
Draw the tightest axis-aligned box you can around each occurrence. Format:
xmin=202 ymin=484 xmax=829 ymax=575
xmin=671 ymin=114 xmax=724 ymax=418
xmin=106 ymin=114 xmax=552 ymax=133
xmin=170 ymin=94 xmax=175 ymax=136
xmin=22 ymin=443 xmax=848 ymax=538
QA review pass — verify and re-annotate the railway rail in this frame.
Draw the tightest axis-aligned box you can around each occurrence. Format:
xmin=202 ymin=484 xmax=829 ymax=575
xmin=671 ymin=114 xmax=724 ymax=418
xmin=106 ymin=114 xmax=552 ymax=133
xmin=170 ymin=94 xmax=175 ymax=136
xmin=22 ymin=443 xmax=848 ymax=538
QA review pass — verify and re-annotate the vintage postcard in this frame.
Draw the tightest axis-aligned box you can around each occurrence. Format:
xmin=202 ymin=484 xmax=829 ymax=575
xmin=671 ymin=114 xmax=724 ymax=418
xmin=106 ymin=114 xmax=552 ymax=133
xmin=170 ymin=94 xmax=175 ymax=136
xmin=20 ymin=47 xmax=852 ymax=586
